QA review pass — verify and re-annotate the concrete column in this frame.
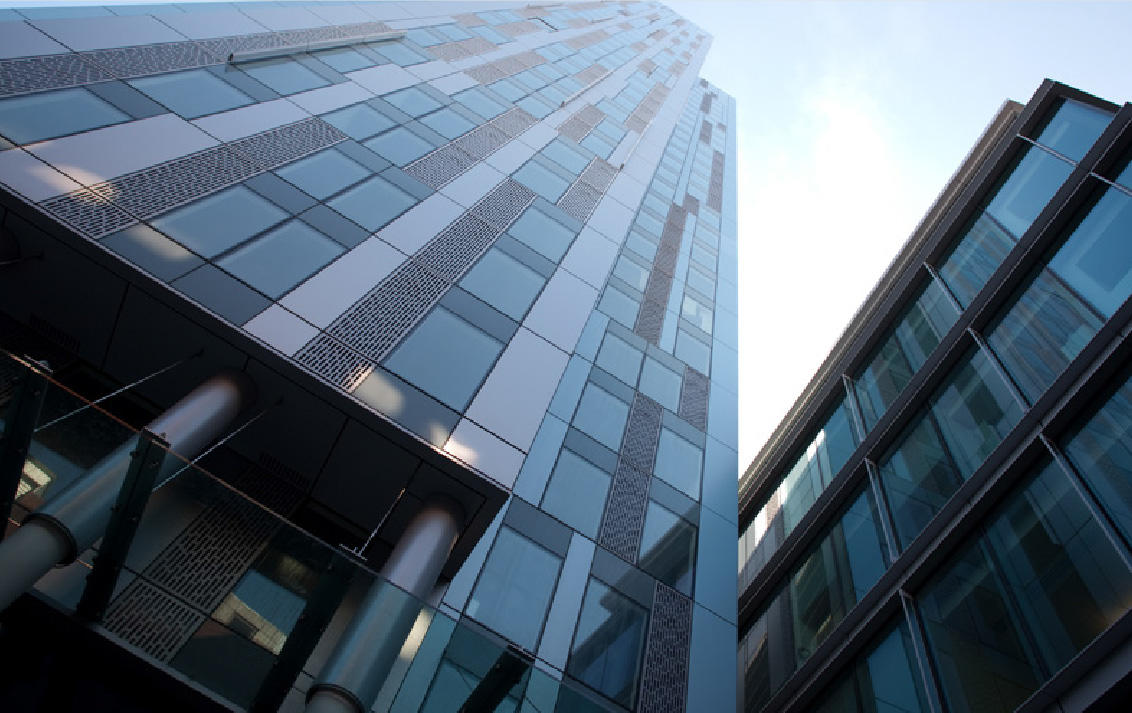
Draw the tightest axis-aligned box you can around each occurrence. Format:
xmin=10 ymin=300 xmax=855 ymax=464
xmin=307 ymin=496 xmax=464 ymax=713
xmin=0 ymin=370 xmax=254 ymax=612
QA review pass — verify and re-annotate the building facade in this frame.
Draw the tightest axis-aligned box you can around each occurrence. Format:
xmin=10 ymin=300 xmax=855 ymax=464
xmin=738 ymin=80 xmax=1132 ymax=713
xmin=0 ymin=2 xmax=738 ymax=712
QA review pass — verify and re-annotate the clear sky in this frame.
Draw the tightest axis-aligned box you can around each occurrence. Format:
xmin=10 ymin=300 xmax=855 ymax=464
xmin=668 ymin=0 xmax=1132 ymax=467
xmin=2 ymin=0 xmax=1129 ymax=469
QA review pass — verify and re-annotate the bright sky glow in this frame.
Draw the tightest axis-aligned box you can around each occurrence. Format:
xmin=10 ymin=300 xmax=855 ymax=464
xmin=668 ymin=0 xmax=1132 ymax=467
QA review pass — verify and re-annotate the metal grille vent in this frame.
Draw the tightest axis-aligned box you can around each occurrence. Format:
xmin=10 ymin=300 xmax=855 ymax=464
xmin=405 ymin=144 xmax=479 ymax=189
xmin=328 ymin=260 xmax=449 ymax=362
xmin=412 ymin=213 xmax=499 ymax=282
xmin=598 ymin=458 xmax=651 ymax=563
xmin=38 ymin=190 xmax=137 ymax=239
xmin=471 ymin=178 xmax=537 ymax=230
xmin=295 ymin=333 xmax=374 ymax=392
xmin=490 ymin=107 xmax=537 ymax=137
xmin=622 ymin=394 xmax=663 ymax=474
xmin=82 ymin=42 xmax=215 ymax=80
xmin=101 ymin=580 xmax=205 ymax=662
xmin=0 ymin=53 xmax=112 ymax=98
xmin=638 ymin=583 xmax=693 ymax=713
xmin=454 ymin=124 xmax=509 ymax=160
xmin=679 ymin=367 xmax=709 ymax=431
xmin=228 ymin=117 xmax=347 ymax=171
xmin=557 ymin=181 xmax=602 ymax=221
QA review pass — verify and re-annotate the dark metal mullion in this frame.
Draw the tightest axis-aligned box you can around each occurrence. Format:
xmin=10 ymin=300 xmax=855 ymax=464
xmin=898 ymin=590 xmax=946 ymax=713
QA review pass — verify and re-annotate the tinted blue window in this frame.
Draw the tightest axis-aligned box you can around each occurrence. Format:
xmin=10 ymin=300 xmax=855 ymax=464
xmin=364 ymin=127 xmax=433 ymax=166
xmin=984 ymin=148 xmax=1074 ymax=239
xmin=573 ymin=383 xmax=629 ymax=451
xmin=311 ymin=47 xmax=375 ymax=73
xmin=218 ymin=221 xmax=342 ymax=298
xmin=508 ymin=207 xmax=576 ymax=261
xmin=328 ymin=176 xmax=416 ymax=231
xmin=322 ymin=103 xmax=395 ymax=140
xmin=129 ymin=69 xmax=251 ymax=119
xmin=567 ymin=579 xmax=648 ymax=709
xmin=654 ymin=428 xmax=702 ymax=499
xmin=275 ymin=149 xmax=369 ymax=200
xmin=453 ymin=88 xmax=506 ymax=119
xmin=151 ymin=186 xmax=286 ymax=258
xmin=541 ymin=139 xmax=591 ymax=175
xmin=541 ymin=450 xmax=610 ymax=538
xmin=1034 ymin=98 xmax=1113 ymax=162
xmin=419 ymin=108 xmax=475 ymax=139
xmin=466 ymin=527 xmax=561 ymax=650
xmin=458 ymin=248 xmax=546 ymax=320
xmin=382 ymin=87 xmax=442 ymax=117
xmin=0 ymin=87 xmax=128 ymax=144
xmin=239 ymin=58 xmax=329 ymax=95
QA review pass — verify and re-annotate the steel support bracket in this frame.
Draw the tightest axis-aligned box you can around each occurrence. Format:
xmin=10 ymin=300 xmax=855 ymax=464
xmin=0 ymin=360 xmax=50 ymax=537
xmin=459 ymin=644 xmax=534 ymax=713
xmin=75 ymin=429 xmax=168 ymax=622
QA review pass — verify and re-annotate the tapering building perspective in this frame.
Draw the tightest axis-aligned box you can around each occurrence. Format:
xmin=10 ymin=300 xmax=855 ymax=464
xmin=738 ymin=80 xmax=1132 ymax=713
xmin=0 ymin=2 xmax=738 ymax=712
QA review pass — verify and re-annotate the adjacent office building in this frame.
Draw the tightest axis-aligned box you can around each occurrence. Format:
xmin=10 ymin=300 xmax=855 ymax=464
xmin=0 ymin=2 xmax=738 ymax=712
xmin=738 ymin=81 xmax=1132 ymax=712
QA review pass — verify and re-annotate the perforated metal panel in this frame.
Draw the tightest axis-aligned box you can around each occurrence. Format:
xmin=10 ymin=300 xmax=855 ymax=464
xmin=598 ymin=458 xmax=651 ymax=563
xmin=638 ymin=583 xmax=693 ymax=713
xmin=497 ymin=20 xmax=541 ymax=37
xmin=465 ymin=63 xmax=506 ymax=84
xmin=82 ymin=42 xmax=215 ymax=80
xmin=327 ymin=260 xmax=450 ymax=363
xmin=622 ymin=394 xmax=663 ymax=474
xmin=453 ymin=124 xmax=509 ymax=160
xmin=102 ymin=580 xmax=205 ymax=662
xmin=682 ymin=195 xmax=700 ymax=216
xmin=575 ymin=64 xmax=609 ymax=86
xmin=453 ymin=13 xmax=485 ymax=26
xmin=412 ymin=213 xmax=499 ymax=282
xmin=634 ymin=298 xmax=666 ymax=346
xmin=38 ymin=190 xmax=137 ymax=239
xmin=567 ymin=30 xmax=610 ymax=50
xmin=557 ymin=181 xmax=602 ymax=221
xmin=405 ymin=144 xmax=478 ymax=189
xmin=699 ymin=121 xmax=713 ymax=145
xmin=471 ymin=178 xmax=537 ymax=230
xmin=490 ymin=107 xmax=537 ymax=138
xmin=678 ymin=367 xmax=709 ymax=431
xmin=580 ymin=157 xmax=618 ymax=191
xmin=576 ymin=104 xmax=605 ymax=126
xmin=429 ymin=37 xmax=495 ymax=62
xmin=228 ymin=117 xmax=348 ymax=171
xmin=295 ymin=333 xmax=374 ymax=392
xmin=557 ymin=116 xmax=592 ymax=142
xmin=0 ymin=53 xmax=112 ymax=97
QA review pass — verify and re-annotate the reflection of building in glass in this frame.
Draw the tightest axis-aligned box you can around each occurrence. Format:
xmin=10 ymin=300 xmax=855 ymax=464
xmin=0 ymin=2 xmax=738 ymax=712
xmin=738 ymin=81 xmax=1132 ymax=712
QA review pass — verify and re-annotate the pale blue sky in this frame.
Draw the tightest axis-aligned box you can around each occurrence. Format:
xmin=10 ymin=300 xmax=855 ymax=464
xmin=669 ymin=1 xmax=1132 ymax=465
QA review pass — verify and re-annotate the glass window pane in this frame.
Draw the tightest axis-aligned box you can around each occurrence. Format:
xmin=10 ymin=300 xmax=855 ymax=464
xmin=218 ymin=221 xmax=343 ymax=298
xmin=878 ymin=413 xmax=961 ymax=549
xmin=897 ymin=277 xmax=959 ymax=370
xmin=513 ymin=160 xmax=572 ymax=202
xmin=466 ymin=527 xmax=561 ymax=651
xmin=275 ymin=149 xmax=369 ymax=200
xmin=0 ymin=87 xmax=128 ymax=144
xmin=374 ymin=42 xmax=427 ymax=66
xmin=1034 ymin=98 xmax=1113 ymax=162
xmin=1061 ymin=372 xmax=1132 ymax=545
xmin=938 ymin=213 xmax=1017 ymax=308
xmin=328 ymin=175 xmax=416 ymax=231
xmin=459 ymin=248 xmax=546 ymax=320
xmin=612 ymin=256 xmax=648 ymax=291
xmin=638 ymin=501 xmax=696 ymax=595
xmin=654 ymin=428 xmax=702 ymax=499
xmin=453 ymin=87 xmax=506 ymax=120
xmin=508 ymin=207 xmax=577 ymax=261
xmin=639 ymin=357 xmax=681 ymax=412
xmin=930 ymin=347 xmax=1023 ymax=478
xmin=567 ymin=579 xmax=648 ymax=709
xmin=681 ymin=294 xmax=713 ymax=334
xmin=595 ymin=334 xmax=642 ymax=387
xmin=419 ymin=108 xmax=475 ymax=140
xmin=152 ymin=185 xmax=286 ymax=258
xmin=572 ymin=383 xmax=629 ymax=451
xmin=240 ymin=58 xmax=329 ymax=95
xmin=599 ymin=285 xmax=639 ymax=329
xmin=129 ymin=69 xmax=251 ymax=119
xmin=542 ymin=450 xmax=611 ymax=538
xmin=674 ymin=329 xmax=710 ymax=374
xmin=364 ymin=127 xmax=433 ymax=166
xmin=1047 ymin=182 xmax=1132 ymax=318
xmin=383 ymin=86 xmax=442 ymax=117
xmin=541 ymin=139 xmax=591 ymax=175
xmin=311 ymin=47 xmax=374 ymax=73
xmin=384 ymin=307 xmax=504 ymax=410
xmin=854 ymin=336 xmax=914 ymax=433
xmin=323 ymin=103 xmax=395 ymax=140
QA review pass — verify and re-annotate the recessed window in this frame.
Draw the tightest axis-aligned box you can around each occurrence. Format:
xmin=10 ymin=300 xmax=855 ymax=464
xmin=151 ymin=186 xmax=286 ymax=258
xmin=598 ymin=285 xmax=639 ymax=329
xmin=541 ymin=139 xmax=591 ymax=175
xmin=454 ymin=88 xmax=506 ymax=119
xmin=595 ymin=333 xmax=642 ymax=386
xmin=328 ymin=175 xmax=416 ymax=231
xmin=466 ymin=527 xmax=561 ymax=651
xmin=638 ymin=501 xmax=696 ymax=594
xmin=129 ymin=69 xmax=252 ymax=119
xmin=218 ymin=221 xmax=342 ymax=298
xmin=613 ymin=256 xmax=649 ymax=291
xmin=0 ymin=87 xmax=128 ymax=144
xmin=384 ymin=306 xmax=504 ymax=410
xmin=639 ymin=357 xmax=681 ymax=412
xmin=275 ymin=149 xmax=369 ymax=200
xmin=674 ymin=329 xmax=711 ymax=374
xmin=311 ymin=47 xmax=375 ymax=73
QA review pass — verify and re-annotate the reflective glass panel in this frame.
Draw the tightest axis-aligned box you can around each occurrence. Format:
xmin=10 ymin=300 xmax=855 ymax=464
xmin=598 ymin=285 xmax=639 ymax=329
xmin=878 ymin=413 xmax=961 ymax=549
xmin=508 ymin=207 xmax=577 ymax=261
xmin=542 ymin=139 xmax=591 ymax=175
xmin=311 ymin=47 xmax=375 ymax=73
xmin=1034 ymin=98 xmax=1113 ymax=162
xmin=674 ymin=329 xmax=710 ymax=374
xmin=595 ymin=334 xmax=642 ymax=387
xmin=275 ymin=149 xmax=369 ymax=200
xmin=567 ymin=579 xmax=648 ymax=709
xmin=453 ymin=88 xmax=506 ymax=119
xmin=681 ymin=294 xmax=713 ymax=334
xmin=638 ymin=501 xmax=696 ymax=595
xmin=151 ymin=185 xmax=286 ymax=258
xmin=383 ymin=86 xmax=442 ymax=116
xmin=419 ymin=108 xmax=475 ymax=139
xmin=513 ymin=161 xmax=572 ymax=202
xmin=0 ymin=87 xmax=128 ymax=144
xmin=129 ymin=69 xmax=251 ymax=119
xmin=572 ymin=383 xmax=629 ymax=451
xmin=1046 ymin=181 xmax=1132 ymax=318
xmin=466 ymin=527 xmax=561 ymax=651
xmin=328 ymin=176 xmax=416 ymax=231
xmin=638 ymin=357 xmax=681 ymax=412
xmin=323 ymin=103 xmax=395 ymax=140
xmin=612 ymin=256 xmax=649 ymax=291
xmin=458 ymin=248 xmax=546 ymax=321
xmin=654 ymin=428 xmax=702 ymax=499
xmin=384 ymin=306 xmax=504 ymax=410
xmin=542 ymin=449 xmax=611 ymax=538
xmin=218 ymin=221 xmax=343 ymax=298
xmin=239 ymin=58 xmax=329 ymax=95
xmin=813 ymin=620 xmax=929 ymax=713
xmin=364 ymin=127 xmax=433 ymax=166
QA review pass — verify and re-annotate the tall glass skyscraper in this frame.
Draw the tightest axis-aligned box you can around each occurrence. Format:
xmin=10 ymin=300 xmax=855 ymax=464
xmin=738 ymin=81 xmax=1132 ymax=713
xmin=0 ymin=2 xmax=737 ymax=712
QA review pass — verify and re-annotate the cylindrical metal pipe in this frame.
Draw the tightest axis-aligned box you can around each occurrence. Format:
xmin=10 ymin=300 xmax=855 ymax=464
xmin=307 ymin=496 xmax=464 ymax=713
xmin=0 ymin=370 xmax=254 ymax=612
